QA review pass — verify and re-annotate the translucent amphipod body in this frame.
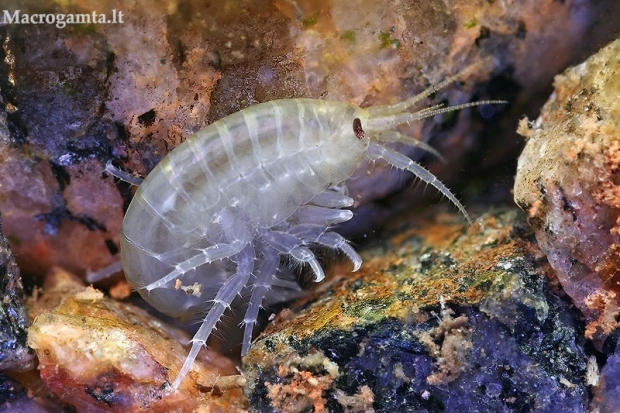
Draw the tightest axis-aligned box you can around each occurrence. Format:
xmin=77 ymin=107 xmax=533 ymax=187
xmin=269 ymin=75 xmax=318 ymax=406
xmin=120 ymin=71 xmax=502 ymax=389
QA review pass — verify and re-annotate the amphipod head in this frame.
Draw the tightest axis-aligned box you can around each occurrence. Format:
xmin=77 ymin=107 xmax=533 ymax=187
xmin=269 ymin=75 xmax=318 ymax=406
xmin=319 ymin=103 xmax=371 ymax=183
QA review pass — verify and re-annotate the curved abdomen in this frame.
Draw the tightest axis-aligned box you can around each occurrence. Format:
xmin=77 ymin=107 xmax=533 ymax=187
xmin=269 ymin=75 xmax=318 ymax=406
xmin=121 ymin=99 xmax=353 ymax=316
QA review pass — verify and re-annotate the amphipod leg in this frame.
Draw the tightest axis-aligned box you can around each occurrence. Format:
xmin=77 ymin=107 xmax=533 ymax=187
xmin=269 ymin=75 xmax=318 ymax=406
xmin=366 ymin=142 xmax=472 ymax=224
xmin=287 ymin=225 xmax=362 ymax=272
xmin=293 ymin=205 xmax=353 ymax=226
xmin=315 ymin=232 xmax=362 ymax=271
xmin=86 ymin=260 xmax=123 ymax=283
xmin=241 ymin=250 xmax=279 ymax=355
xmin=311 ymin=189 xmax=354 ymax=208
xmin=261 ymin=229 xmax=325 ymax=282
xmin=105 ymin=159 xmax=144 ymax=186
xmin=144 ymin=209 xmax=251 ymax=291
xmin=171 ymin=244 xmax=255 ymax=390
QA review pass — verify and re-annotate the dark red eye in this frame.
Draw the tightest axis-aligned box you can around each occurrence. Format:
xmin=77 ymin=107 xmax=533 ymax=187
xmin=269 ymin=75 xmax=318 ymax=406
xmin=353 ymin=118 xmax=365 ymax=139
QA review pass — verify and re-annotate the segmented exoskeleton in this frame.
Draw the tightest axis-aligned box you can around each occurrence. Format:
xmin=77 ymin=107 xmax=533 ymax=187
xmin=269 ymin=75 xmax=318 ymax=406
xmin=120 ymin=70 xmax=503 ymax=389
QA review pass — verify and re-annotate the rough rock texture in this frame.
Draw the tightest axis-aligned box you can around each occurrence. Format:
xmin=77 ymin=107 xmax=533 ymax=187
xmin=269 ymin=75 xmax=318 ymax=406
xmin=0 ymin=25 xmax=125 ymax=276
xmin=0 ymin=0 xmax=617 ymax=276
xmin=243 ymin=209 xmax=588 ymax=412
xmin=0 ymin=210 xmax=45 ymax=410
xmin=594 ymin=332 xmax=620 ymax=413
xmin=513 ymin=37 xmax=620 ymax=346
xmin=26 ymin=267 xmax=247 ymax=412
xmin=0 ymin=211 xmax=33 ymax=372
xmin=0 ymin=371 xmax=61 ymax=413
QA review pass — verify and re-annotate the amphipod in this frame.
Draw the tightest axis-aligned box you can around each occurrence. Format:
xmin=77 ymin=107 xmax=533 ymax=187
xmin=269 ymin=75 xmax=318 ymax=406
xmin=120 ymin=71 xmax=502 ymax=389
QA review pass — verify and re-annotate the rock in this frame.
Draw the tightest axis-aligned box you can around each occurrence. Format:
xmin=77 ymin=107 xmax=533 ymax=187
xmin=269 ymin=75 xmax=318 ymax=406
xmin=0 ymin=209 xmax=40 ymax=410
xmin=0 ymin=211 xmax=33 ymax=372
xmin=514 ymin=37 xmax=620 ymax=345
xmin=0 ymin=23 xmax=124 ymax=276
xmin=26 ymin=267 xmax=247 ymax=412
xmin=0 ymin=371 xmax=60 ymax=413
xmin=594 ymin=331 xmax=620 ymax=413
xmin=243 ymin=209 xmax=588 ymax=412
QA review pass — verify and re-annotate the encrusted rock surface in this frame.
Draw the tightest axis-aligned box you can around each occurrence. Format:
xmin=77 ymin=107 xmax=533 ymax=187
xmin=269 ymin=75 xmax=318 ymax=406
xmin=514 ymin=37 xmax=620 ymax=346
xmin=243 ymin=209 xmax=588 ymax=412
